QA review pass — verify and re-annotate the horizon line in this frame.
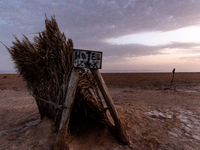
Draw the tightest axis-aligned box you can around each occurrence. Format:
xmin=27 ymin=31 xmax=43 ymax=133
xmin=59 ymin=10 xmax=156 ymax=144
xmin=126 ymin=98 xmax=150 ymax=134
xmin=0 ymin=70 xmax=199 ymax=74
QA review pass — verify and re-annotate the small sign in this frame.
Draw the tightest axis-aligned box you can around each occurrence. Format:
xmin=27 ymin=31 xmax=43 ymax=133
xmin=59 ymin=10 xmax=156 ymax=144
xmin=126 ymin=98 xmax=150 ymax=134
xmin=74 ymin=49 xmax=102 ymax=69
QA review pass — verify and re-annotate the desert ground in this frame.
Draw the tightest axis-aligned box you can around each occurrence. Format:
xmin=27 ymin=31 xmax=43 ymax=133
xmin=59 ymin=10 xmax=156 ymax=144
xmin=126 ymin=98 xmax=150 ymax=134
xmin=0 ymin=73 xmax=200 ymax=149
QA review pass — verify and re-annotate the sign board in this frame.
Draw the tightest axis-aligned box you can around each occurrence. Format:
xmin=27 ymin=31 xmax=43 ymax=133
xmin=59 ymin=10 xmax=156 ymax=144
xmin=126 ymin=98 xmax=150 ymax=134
xmin=74 ymin=49 xmax=102 ymax=69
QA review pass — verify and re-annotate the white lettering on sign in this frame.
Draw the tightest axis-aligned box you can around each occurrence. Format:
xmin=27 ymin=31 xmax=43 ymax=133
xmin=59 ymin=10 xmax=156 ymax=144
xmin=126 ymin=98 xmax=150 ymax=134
xmin=74 ymin=49 xmax=102 ymax=69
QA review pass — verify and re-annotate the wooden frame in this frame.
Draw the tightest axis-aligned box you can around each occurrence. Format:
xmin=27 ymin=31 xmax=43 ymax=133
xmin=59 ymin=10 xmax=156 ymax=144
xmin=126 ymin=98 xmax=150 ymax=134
xmin=59 ymin=49 xmax=130 ymax=145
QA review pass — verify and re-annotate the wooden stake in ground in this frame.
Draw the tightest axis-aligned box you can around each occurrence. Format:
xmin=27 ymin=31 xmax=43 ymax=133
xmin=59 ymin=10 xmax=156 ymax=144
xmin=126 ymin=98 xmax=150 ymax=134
xmin=59 ymin=68 xmax=79 ymax=130
xmin=91 ymin=69 xmax=130 ymax=145
xmin=171 ymin=68 xmax=175 ymax=84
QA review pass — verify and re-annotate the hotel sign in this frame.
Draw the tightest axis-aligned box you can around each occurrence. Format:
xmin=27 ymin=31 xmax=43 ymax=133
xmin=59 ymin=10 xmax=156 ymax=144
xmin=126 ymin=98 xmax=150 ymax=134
xmin=74 ymin=49 xmax=102 ymax=69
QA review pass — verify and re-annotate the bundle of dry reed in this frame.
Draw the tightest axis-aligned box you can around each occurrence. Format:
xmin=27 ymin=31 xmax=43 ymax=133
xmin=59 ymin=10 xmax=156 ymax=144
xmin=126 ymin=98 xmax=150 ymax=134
xmin=7 ymin=16 xmax=110 ymax=131
xmin=72 ymin=70 xmax=111 ymax=126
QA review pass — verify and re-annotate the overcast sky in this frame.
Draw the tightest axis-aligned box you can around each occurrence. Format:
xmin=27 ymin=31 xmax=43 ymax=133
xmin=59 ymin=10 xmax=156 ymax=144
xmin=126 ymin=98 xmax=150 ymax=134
xmin=1 ymin=0 xmax=200 ymax=73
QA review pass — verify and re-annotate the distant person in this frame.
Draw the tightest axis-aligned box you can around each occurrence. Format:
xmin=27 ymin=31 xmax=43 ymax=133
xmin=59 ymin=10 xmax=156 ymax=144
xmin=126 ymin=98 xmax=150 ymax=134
xmin=172 ymin=68 xmax=175 ymax=74
xmin=171 ymin=68 xmax=175 ymax=84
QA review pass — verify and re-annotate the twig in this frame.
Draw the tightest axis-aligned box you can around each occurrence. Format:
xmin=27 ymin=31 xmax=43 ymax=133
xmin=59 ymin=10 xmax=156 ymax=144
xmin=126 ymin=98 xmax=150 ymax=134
xmin=35 ymin=96 xmax=68 ymax=110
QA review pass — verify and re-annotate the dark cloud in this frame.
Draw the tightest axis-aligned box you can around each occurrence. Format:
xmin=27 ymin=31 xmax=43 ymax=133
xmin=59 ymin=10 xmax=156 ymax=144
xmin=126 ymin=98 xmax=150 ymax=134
xmin=60 ymin=0 xmax=200 ymax=39
xmin=1 ymin=0 xmax=200 ymax=72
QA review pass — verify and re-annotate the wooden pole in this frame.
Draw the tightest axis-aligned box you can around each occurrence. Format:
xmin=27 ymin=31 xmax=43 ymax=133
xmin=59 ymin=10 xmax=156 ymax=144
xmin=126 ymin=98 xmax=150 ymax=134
xmin=91 ymin=69 xmax=130 ymax=145
xmin=59 ymin=68 xmax=79 ymax=130
xmin=171 ymin=74 xmax=174 ymax=84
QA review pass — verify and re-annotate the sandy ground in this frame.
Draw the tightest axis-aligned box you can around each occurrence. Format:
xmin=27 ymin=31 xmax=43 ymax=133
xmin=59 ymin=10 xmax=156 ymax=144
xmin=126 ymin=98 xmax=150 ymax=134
xmin=0 ymin=73 xmax=200 ymax=149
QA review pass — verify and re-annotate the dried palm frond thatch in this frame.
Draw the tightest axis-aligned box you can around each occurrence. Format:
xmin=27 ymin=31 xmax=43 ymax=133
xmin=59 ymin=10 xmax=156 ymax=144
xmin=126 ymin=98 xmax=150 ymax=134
xmin=72 ymin=69 xmax=111 ymax=126
xmin=7 ymin=16 xmax=74 ymax=130
xmin=7 ymin=16 xmax=111 ymax=131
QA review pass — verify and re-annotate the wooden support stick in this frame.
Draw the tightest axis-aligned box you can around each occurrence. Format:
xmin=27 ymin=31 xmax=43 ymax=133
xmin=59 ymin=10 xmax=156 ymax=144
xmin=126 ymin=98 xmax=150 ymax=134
xmin=91 ymin=69 xmax=130 ymax=145
xmin=59 ymin=68 xmax=79 ymax=130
